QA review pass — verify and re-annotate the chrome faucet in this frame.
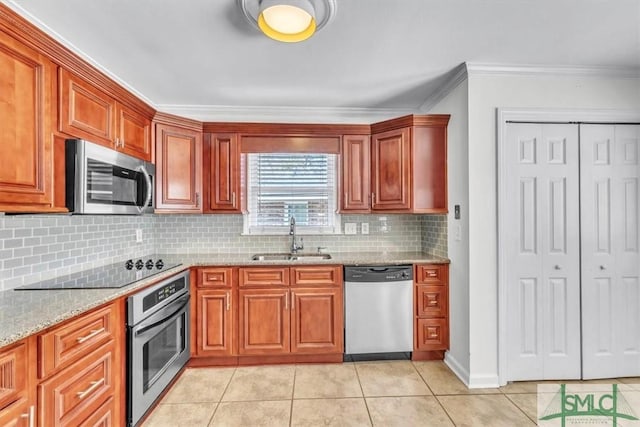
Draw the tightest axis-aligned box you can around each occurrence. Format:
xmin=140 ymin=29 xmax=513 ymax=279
xmin=289 ymin=216 xmax=304 ymax=253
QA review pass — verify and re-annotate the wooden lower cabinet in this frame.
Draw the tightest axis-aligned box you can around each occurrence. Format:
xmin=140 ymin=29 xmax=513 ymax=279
xmin=413 ymin=264 xmax=449 ymax=359
xmin=39 ymin=341 xmax=116 ymax=426
xmin=238 ymin=288 xmax=290 ymax=355
xmin=196 ymin=289 xmax=234 ymax=356
xmin=0 ymin=338 xmax=35 ymax=427
xmin=291 ymin=288 xmax=343 ymax=354
xmin=78 ymin=396 xmax=115 ymax=427
xmin=0 ymin=399 xmax=34 ymax=427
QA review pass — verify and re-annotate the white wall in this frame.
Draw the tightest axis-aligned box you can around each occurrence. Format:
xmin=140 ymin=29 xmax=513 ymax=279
xmin=466 ymin=73 xmax=640 ymax=386
xmin=427 ymin=79 xmax=471 ymax=382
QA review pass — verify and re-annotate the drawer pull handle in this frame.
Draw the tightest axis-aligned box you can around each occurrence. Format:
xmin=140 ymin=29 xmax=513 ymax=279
xmin=226 ymin=291 xmax=231 ymax=311
xmin=429 ymin=333 xmax=439 ymax=338
xmin=427 ymin=271 xmax=437 ymax=277
xmin=76 ymin=379 xmax=104 ymax=399
xmin=20 ymin=405 xmax=35 ymax=427
xmin=428 ymin=300 xmax=438 ymax=306
xmin=76 ymin=328 xmax=106 ymax=343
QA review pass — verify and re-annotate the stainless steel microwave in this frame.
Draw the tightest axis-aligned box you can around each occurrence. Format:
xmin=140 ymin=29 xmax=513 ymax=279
xmin=65 ymin=139 xmax=154 ymax=214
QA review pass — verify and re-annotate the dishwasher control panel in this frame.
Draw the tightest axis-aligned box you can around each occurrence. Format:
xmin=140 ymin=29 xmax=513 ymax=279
xmin=344 ymin=265 xmax=413 ymax=282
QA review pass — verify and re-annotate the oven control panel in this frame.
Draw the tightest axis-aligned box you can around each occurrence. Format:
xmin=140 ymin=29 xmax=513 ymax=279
xmin=142 ymin=278 xmax=186 ymax=312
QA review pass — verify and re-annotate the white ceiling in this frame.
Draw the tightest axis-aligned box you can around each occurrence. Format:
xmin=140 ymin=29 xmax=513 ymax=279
xmin=4 ymin=0 xmax=640 ymax=119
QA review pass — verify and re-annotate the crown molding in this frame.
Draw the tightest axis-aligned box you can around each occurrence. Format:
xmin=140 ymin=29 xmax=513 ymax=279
xmin=155 ymin=104 xmax=417 ymax=124
xmin=466 ymin=62 xmax=640 ymax=79
xmin=4 ymin=0 xmax=156 ymax=110
xmin=419 ymin=63 xmax=468 ymax=112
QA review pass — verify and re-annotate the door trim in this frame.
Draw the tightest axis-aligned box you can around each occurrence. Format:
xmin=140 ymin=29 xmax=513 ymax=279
xmin=496 ymin=108 xmax=640 ymax=386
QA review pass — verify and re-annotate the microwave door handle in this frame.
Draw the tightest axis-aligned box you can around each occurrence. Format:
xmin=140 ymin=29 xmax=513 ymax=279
xmin=137 ymin=164 xmax=153 ymax=213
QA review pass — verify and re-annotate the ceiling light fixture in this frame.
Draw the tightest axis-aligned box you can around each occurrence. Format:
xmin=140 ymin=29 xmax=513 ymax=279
xmin=238 ymin=0 xmax=336 ymax=43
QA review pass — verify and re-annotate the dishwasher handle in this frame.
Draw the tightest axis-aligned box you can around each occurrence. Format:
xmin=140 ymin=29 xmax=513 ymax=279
xmin=344 ymin=265 xmax=413 ymax=282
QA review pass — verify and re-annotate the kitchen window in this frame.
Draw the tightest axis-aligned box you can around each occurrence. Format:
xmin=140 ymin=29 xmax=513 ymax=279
xmin=244 ymin=153 xmax=340 ymax=235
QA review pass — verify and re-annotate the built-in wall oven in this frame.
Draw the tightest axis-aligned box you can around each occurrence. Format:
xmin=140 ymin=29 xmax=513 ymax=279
xmin=127 ymin=270 xmax=190 ymax=426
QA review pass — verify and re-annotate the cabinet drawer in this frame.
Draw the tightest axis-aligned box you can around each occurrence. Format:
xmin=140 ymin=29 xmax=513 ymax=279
xmin=240 ymin=268 xmax=289 ymax=287
xmin=198 ymin=267 xmax=234 ymax=288
xmin=39 ymin=341 xmax=115 ymax=426
xmin=415 ymin=264 xmax=447 ymax=284
xmin=416 ymin=318 xmax=448 ymax=351
xmin=416 ymin=285 xmax=448 ymax=318
xmin=0 ymin=342 xmax=27 ymax=410
xmin=78 ymin=396 xmax=115 ymax=427
xmin=39 ymin=303 xmax=117 ymax=378
xmin=0 ymin=397 xmax=33 ymax=427
xmin=291 ymin=266 xmax=342 ymax=287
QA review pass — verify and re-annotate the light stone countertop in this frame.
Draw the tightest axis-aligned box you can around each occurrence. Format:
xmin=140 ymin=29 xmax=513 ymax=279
xmin=0 ymin=252 xmax=448 ymax=348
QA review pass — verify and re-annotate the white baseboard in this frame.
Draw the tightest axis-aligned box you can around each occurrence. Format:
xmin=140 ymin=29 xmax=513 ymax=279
xmin=444 ymin=352 xmax=470 ymax=387
xmin=468 ymin=373 xmax=501 ymax=389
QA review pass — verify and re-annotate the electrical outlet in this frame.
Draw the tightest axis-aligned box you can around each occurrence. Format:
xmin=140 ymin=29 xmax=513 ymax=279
xmin=455 ymin=225 xmax=462 ymax=241
xmin=344 ymin=223 xmax=357 ymax=235
xmin=135 ymin=229 xmax=143 ymax=243
xmin=361 ymin=223 xmax=369 ymax=234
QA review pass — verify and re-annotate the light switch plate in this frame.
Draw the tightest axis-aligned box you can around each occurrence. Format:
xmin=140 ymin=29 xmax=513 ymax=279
xmin=344 ymin=223 xmax=357 ymax=235
xmin=361 ymin=223 xmax=369 ymax=234
xmin=135 ymin=229 xmax=143 ymax=243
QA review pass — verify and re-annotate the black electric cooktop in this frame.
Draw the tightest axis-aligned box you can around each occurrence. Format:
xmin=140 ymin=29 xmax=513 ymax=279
xmin=15 ymin=257 xmax=181 ymax=290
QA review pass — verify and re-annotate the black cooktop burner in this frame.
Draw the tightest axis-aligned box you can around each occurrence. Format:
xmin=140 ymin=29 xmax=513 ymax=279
xmin=15 ymin=257 xmax=182 ymax=290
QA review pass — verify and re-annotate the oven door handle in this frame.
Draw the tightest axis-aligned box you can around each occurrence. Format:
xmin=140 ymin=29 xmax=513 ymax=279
xmin=137 ymin=164 xmax=153 ymax=213
xmin=134 ymin=295 xmax=190 ymax=337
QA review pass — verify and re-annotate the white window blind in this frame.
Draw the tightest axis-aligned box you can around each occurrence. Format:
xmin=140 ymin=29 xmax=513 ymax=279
xmin=245 ymin=153 xmax=340 ymax=235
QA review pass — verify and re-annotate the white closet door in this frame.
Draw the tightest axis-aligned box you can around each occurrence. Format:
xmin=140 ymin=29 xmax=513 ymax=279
xmin=505 ymin=123 xmax=581 ymax=381
xmin=581 ymin=124 xmax=640 ymax=379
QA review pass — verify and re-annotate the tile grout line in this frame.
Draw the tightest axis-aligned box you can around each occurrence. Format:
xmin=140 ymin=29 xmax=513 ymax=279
xmin=412 ymin=361 xmax=459 ymax=426
xmin=290 ymin=364 xmax=297 ymax=427
xmin=353 ymin=362 xmax=375 ymax=426
xmin=207 ymin=366 xmax=237 ymax=425
xmin=503 ymin=393 xmax=539 ymax=425
xmin=433 ymin=395 xmax=459 ymax=427
xmin=411 ymin=361 xmax=436 ymax=396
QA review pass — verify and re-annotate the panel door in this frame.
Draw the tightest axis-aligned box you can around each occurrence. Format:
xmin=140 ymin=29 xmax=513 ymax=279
xmin=206 ymin=133 xmax=240 ymax=212
xmin=116 ymin=104 xmax=151 ymax=161
xmin=155 ymin=124 xmax=202 ymax=212
xmin=59 ymin=68 xmax=115 ymax=147
xmin=581 ymin=124 xmax=640 ymax=379
xmin=341 ymin=135 xmax=371 ymax=212
xmin=371 ymin=128 xmax=411 ymax=210
xmin=196 ymin=290 xmax=233 ymax=356
xmin=291 ymin=288 xmax=343 ymax=354
xmin=505 ymin=123 xmax=581 ymax=381
xmin=0 ymin=31 xmax=56 ymax=211
xmin=238 ymin=289 xmax=290 ymax=355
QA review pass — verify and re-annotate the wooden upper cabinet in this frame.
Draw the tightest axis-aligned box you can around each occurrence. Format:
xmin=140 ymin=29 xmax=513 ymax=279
xmin=371 ymin=127 xmax=411 ymax=211
xmin=155 ymin=123 xmax=203 ymax=212
xmin=117 ymin=104 xmax=151 ymax=161
xmin=204 ymin=133 xmax=240 ymax=212
xmin=59 ymin=68 xmax=115 ymax=147
xmin=371 ymin=115 xmax=449 ymax=213
xmin=59 ymin=68 xmax=152 ymax=161
xmin=340 ymin=135 xmax=371 ymax=212
xmin=0 ymin=30 xmax=57 ymax=212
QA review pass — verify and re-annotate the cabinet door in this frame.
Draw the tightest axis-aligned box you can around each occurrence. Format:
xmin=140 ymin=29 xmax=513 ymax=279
xmin=0 ymin=31 xmax=56 ymax=211
xmin=371 ymin=127 xmax=411 ymax=210
xmin=59 ymin=68 xmax=115 ymax=147
xmin=291 ymin=288 xmax=343 ymax=354
xmin=116 ymin=104 xmax=151 ymax=161
xmin=341 ymin=135 xmax=370 ymax=212
xmin=155 ymin=124 xmax=202 ymax=212
xmin=206 ymin=133 xmax=240 ymax=212
xmin=78 ymin=396 xmax=115 ymax=427
xmin=238 ymin=289 xmax=290 ymax=355
xmin=196 ymin=290 xmax=234 ymax=356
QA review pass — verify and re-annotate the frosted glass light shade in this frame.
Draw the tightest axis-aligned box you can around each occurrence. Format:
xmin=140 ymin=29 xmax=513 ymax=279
xmin=258 ymin=0 xmax=316 ymax=42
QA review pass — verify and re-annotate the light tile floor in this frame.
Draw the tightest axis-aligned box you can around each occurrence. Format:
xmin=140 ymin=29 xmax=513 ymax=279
xmin=142 ymin=360 xmax=630 ymax=426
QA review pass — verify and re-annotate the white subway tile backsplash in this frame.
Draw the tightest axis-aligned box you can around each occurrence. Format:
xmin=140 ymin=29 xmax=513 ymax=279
xmin=0 ymin=212 xmax=447 ymax=291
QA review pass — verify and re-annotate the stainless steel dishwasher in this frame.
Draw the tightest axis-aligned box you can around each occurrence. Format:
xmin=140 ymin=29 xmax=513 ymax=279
xmin=344 ymin=265 xmax=413 ymax=355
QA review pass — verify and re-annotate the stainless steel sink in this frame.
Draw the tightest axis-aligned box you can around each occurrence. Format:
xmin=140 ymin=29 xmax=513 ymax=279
xmin=250 ymin=253 xmax=332 ymax=261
